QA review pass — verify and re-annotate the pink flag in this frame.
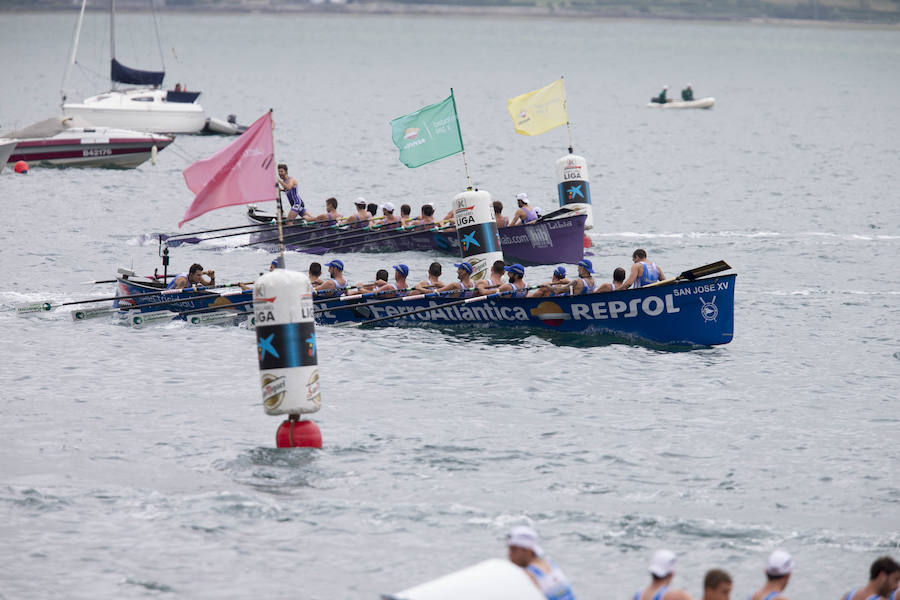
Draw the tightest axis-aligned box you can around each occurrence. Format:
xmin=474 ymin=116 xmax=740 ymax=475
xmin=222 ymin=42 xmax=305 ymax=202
xmin=180 ymin=111 xmax=275 ymax=227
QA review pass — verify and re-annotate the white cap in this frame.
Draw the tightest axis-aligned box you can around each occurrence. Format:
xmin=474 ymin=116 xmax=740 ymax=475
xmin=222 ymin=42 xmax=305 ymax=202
xmin=506 ymin=525 xmax=544 ymax=557
xmin=381 ymin=202 xmax=395 ymax=212
xmin=534 ymin=207 xmax=543 ymax=217
xmin=766 ymin=550 xmax=794 ymax=576
xmin=649 ymin=549 xmax=676 ymax=578
xmin=354 ymin=196 xmax=367 ymax=206
xmin=516 ymin=193 xmax=529 ymax=204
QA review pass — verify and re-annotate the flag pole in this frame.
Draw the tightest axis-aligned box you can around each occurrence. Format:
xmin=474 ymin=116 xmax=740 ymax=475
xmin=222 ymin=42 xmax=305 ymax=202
xmin=450 ymin=88 xmax=472 ymax=189
xmin=270 ymin=108 xmax=286 ymax=268
xmin=562 ymin=75 xmax=574 ymax=154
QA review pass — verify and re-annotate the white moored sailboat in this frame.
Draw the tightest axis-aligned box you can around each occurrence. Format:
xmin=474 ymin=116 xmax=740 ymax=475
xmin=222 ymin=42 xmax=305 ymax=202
xmin=61 ymin=0 xmax=206 ymax=134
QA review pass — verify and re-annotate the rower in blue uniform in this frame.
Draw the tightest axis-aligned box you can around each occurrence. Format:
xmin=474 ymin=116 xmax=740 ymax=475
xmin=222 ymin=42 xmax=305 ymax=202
xmin=315 ymin=259 xmax=347 ymax=298
xmin=435 ymin=262 xmax=475 ymax=297
xmin=841 ymin=557 xmax=900 ymax=600
xmin=500 ymin=263 xmax=528 ymax=297
xmin=618 ymin=248 xmax=665 ymax=290
xmin=372 ymin=264 xmax=410 ymax=298
xmin=506 ymin=525 xmax=576 ymax=600
xmin=570 ymin=259 xmax=596 ymax=295
xmin=167 ymin=263 xmax=214 ymax=290
xmin=529 ymin=265 xmax=568 ymax=298
xmin=634 ymin=549 xmax=692 ymax=600
xmin=278 ymin=163 xmax=306 ymax=220
xmin=748 ymin=550 xmax=793 ymax=600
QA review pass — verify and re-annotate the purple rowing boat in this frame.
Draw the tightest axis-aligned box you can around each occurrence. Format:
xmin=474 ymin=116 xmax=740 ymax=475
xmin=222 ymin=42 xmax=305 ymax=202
xmin=246 ymin=208 xmax=586 ymax=266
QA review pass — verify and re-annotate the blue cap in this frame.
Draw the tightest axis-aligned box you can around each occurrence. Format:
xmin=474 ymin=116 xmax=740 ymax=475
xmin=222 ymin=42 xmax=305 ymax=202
xmin=392 ymin=264 xmax=409 ymax=277
xmin=577 ymin=259 xmax=594 ymax=273
xmin=504 ymin=263 xmax=525 ymax=276
xmin=553 ymin=266 xmax=566 ymax=278
xmin=453 ymin=262 xmax=473 ymax=275
xmin=270 ymin=259 xmax=280 ymax=268
xmin=325 ymin=259 xmax=344 ymax=271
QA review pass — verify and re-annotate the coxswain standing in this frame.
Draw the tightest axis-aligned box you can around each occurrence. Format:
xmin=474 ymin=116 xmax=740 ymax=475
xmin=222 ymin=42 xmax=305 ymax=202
xmin=278 ymin=164 xmax=306 ymax=221
xmin=168 ymin=263 xmax=214 ymax=290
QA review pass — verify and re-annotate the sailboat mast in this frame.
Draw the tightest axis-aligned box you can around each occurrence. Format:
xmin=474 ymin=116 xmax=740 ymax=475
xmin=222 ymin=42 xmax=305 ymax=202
xmin=61 ymin=0 xmax=87 ymax=105
xmin=110 ymin=0 xmax=117 ymax=88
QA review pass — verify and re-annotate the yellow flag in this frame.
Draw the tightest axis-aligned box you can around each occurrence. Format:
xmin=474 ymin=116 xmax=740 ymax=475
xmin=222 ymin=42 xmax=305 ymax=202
xmin=507 ymin=79 xmax=568 ymax=136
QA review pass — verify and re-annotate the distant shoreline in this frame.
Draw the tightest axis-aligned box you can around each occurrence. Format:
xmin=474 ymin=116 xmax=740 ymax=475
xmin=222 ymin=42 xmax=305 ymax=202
xmin=2 ymin=2 xmax=899 ymax=28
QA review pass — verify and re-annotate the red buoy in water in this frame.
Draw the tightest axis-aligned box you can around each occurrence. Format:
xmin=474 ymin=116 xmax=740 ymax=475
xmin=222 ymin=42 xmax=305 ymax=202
xmin=275 ymin=418 xmax=322 ymax=448
xmin=14 ymin=160 xmax=29 ymax=174
xmin=583 ymin=234 xmax=593 ymax=248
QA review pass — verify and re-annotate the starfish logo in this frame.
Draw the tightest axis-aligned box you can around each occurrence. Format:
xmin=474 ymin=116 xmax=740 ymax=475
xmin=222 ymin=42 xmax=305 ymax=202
xmin=460 ymin=231 xmax=481 ymax=251
xmin=258 ymin=333 xmax=279 ymax=360
xmin=567 ymin=184 xmax=584 ymax=200
xmin=305 ymin=333 xmax=317 ymax=358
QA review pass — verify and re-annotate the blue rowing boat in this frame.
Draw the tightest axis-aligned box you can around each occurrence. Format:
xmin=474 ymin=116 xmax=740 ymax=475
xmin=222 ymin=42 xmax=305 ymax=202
xmin=315 ymin=274 xmax=736 ymax=347
xmin=114 ymin=276 xmax=252 ymax=315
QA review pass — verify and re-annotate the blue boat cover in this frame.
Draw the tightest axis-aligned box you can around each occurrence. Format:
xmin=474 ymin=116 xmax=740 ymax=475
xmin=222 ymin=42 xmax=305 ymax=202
xmin=111 ymin=58 xmax=164 ymax=87
xmin=165 ymin=90 xmax=202 ymax=104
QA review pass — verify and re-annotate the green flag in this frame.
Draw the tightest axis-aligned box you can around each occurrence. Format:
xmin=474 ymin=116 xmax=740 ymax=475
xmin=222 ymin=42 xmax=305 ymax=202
xmin=390 ymin=93 xmax=464 ymax=168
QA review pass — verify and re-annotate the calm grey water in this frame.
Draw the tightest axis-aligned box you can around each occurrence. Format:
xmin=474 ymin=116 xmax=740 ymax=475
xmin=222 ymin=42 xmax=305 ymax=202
xmin=1 ymin=11 xmax=899 ymax=599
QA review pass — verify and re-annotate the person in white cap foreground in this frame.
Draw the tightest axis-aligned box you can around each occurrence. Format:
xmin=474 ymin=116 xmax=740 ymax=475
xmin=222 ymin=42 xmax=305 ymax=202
xmin=510 ymin=192 xmax=539 ymax=226
xmin=749 ymin=550 xmax=793 ymax=600
xmin=634 ymin=549 xmax=693 ymax=600
xmin=506 ymin=525 xmax=576 ymax=600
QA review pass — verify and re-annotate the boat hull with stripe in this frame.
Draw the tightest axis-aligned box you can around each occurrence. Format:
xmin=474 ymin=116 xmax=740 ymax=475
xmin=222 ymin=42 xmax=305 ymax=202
xmin=247 ymin=209 xmax=586 ymax=266
xmin=315 ymin=274 xmax=736 ymax=347
xmin=114 ymin=277 xmax=252 ymax=316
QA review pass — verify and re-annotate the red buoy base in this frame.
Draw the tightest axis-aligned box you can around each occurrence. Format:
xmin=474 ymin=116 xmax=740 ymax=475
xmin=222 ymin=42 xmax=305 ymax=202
xmin=275 ymin=417 xmax=322 ymax=448
xmin=14 ymin=160 xmax=29 ymax=174
xmin=583 ymin=233 xmax=593 ymax=248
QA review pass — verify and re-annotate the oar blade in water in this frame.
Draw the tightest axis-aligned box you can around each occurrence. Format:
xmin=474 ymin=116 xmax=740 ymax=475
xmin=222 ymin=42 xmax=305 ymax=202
xmin=71 ymin=306 xmax=115 ymax=321
xmin=15 ymin=302 xmax=54 ymax=314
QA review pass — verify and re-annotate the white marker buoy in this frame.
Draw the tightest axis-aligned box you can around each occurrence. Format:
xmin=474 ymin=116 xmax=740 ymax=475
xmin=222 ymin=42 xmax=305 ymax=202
xmin=253 ymin=268 xmax=322 ymax=448
xmin=453 ymin=189 xmax=503 ymax=281
xmin=555 ymin=153 xmax=593 ymax=229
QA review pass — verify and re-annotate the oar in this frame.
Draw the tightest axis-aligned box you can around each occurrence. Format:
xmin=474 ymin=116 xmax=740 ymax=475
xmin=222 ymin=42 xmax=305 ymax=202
xmin=240 ymin=216 xmax=405 ymax=250
xmin=130 ymin=300 xmax=255 ymax=328
xmin=314 ymin=287 xmax=479 ymax=314
xmin=160 ymin=217 xmax=345 ymax=247
xmin=313 ymin=285 xmax=417 ymax=305
xmin=71 ymin=289 xmax=251 ymax=321
xmin=645 ymin=260 xmax=732 ymax=288
xmin=315 ymin=222 xmax=456 ymax=254
xmin=280 ymin=215 xmax=424 ymax=248
xmin=341 ymin=287 xmax=532 ymax=328
xmin=15 ymin=282 xmax=248 ymax=314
